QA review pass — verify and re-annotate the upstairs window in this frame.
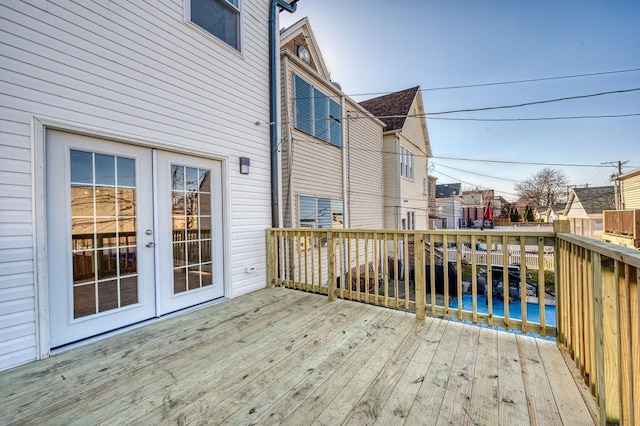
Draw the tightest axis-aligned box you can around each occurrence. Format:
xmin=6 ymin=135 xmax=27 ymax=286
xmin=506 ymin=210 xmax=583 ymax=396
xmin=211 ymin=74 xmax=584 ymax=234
xmin=400 ymin=146 xmax=414 ymax=179
xmin=294 ymin=74 xmax=342 ymax=147
xmin=190 ymin=0 xmax=240 ymax=50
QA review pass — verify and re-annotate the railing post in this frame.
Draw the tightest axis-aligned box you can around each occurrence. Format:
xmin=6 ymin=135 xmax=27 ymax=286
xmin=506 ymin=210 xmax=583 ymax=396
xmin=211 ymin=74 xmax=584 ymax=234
xmin=415 ymin=232 xmax=425 ymax=320
xmin=327 ymin=231 xmax=336 ymax=302
xmin=267 ymin=229 xmax=276 ymax=288
xmin=594 ymin=253 xmax=621 ymax=425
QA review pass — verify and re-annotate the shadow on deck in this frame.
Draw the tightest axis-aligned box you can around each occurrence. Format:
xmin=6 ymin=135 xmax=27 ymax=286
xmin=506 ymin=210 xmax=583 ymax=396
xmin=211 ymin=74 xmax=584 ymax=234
xmin=0 ymin=288 xmax=596 ymax=425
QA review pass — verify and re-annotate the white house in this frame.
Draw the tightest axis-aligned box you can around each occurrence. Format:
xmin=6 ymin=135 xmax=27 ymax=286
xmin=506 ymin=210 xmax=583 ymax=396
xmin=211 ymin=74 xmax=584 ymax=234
xmin=0 ymin=0 xmax=296 ymax=371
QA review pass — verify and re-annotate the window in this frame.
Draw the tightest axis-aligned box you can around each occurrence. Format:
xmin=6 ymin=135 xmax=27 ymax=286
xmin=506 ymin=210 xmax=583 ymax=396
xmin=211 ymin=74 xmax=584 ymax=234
xmin=400 ymin=146 xmax=413 ymax=179
xmin=407 ymin=211 xmax=415 ymax=230
xmin=299 ymin=195 xmax=343 ymax=228
xmin=190 ymin=0 xmax=240 ymax=50
xmin=294 ymin=74 xmax=342 ymax=147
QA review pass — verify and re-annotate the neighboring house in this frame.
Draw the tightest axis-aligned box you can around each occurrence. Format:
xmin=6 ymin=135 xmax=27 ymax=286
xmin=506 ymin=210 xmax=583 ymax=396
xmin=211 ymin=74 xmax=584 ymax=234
xmin=436 ymin=183 xmax=462 ymax=198
xmin=435 ymin=197 xmax=463 ymax=230
xmin=279 ymin=18 xmax=385 ymax=230
xmin=616 ymin=167 xmax=640 ymax=210
xmin=0 ymin=1 xmax=289 ymax=371
xmin=603 ymin=168 xmax=640 ymax=248
xmin=565 ymin=186 xmax=616 ymax=239
xmin=359 ymin=87 xmax=433 ymax=230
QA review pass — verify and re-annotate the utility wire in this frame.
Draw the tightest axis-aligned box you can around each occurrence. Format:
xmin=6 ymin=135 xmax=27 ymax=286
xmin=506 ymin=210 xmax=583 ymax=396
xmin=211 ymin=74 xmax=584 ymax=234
xmin=425 ymin=87 xmax=640 ymax=115
xmin=426 ymin=113 xmax=640 ymax=122
xmin=349 ymin=68 xmax=640 ymax=97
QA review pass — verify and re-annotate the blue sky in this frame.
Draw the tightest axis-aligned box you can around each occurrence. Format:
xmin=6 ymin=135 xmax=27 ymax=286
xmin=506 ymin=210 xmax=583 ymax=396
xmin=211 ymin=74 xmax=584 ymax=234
xmin=279 ymin=1 xmax=640 ymax=201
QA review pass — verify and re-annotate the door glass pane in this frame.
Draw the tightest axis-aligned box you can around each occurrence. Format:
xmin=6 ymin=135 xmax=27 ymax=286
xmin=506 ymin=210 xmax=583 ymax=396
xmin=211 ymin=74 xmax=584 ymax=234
xmin=171 ymin=164 xmax=214 ymax=294
xmin=70 ymin=149 xmax=140 ymax=319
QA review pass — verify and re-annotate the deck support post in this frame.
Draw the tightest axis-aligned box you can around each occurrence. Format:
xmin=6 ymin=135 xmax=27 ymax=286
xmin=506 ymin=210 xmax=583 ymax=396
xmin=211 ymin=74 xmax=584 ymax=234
xmin=415 ymin=233 xmax=426 ymax=320
xmin=328 ymin=232 xmax=336 ymax=302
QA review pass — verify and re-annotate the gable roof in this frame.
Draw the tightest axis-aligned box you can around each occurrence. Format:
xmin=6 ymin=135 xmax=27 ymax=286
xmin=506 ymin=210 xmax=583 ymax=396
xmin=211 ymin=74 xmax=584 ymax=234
xmin=359 ymin=86 xmax=420 ymax=132
xmin=568 ymin=186 xmax=615 ymax=215
xmin=280 ymin=17 xmax=330 ymax=80
xmin=435 ymin=183 xmax=461 ymax=198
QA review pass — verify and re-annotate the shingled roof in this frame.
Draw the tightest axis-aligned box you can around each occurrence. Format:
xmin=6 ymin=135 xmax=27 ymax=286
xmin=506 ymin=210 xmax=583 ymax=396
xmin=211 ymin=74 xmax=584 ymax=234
xmin=571 ymin=186 xmax=615 ymax=214
xmin=359 ymin=86 xmax=420 ymax=132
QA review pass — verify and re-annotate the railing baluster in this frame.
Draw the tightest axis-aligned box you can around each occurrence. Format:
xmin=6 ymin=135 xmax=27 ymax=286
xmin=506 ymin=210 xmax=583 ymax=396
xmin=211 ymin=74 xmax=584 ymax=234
xmin=443 ymin=234 xmax=449 ymax=317
xmin=538 ymin=236 xmax=546 ymax=337
xmin=502 ymin=235 xmax=509 ymax=330
xmin=486 ymin=235 xmax=493 ymax=327
xmin=471 ymin=235 xmax=478 ymax=324
xmin=519 ymin=237 xmax=527 ymax=334
xmin=404 ymin=232 xmax=410 ymax=309
xmin=456 ymin=234 xmax=463 ymax=321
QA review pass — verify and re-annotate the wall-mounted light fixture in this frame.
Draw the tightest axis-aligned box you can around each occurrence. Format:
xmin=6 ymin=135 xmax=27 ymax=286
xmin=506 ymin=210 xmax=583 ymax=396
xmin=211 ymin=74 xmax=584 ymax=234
xmin=239 ymin=157 xmax=250 ymax=175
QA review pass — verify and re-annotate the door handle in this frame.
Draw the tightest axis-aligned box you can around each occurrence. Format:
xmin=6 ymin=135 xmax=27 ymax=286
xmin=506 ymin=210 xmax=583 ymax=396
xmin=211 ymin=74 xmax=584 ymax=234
xmin=145 ymin=241 xmax=155 ymax=248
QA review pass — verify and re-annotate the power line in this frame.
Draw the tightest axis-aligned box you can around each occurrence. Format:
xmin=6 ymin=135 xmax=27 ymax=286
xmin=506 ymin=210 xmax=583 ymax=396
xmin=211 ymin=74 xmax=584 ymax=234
xmin=425 ymin=87 xmax=640 ymax=115
xmin=349 ymin=68 xmax=640 ymax=97
xmin=430 ymin=161 xmax=520 ymax=183
xmin=425 ymin=113 xmax=640 ymax=122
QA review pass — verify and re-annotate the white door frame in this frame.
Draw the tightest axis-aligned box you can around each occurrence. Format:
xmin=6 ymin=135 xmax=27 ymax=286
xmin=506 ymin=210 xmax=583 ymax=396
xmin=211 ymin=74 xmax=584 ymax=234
xmin=32 ymin=117 xmax=232 ymax=359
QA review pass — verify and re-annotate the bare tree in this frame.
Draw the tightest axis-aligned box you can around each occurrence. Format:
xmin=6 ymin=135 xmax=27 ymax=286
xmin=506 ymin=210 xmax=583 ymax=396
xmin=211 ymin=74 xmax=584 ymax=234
xmin=514 ymin=168 xmax=569 ymax=206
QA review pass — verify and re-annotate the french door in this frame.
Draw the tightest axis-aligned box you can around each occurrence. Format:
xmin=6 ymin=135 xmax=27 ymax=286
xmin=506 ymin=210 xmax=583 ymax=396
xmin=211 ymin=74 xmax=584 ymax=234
xmin=46 ymin=131 xmax=224 ymax=348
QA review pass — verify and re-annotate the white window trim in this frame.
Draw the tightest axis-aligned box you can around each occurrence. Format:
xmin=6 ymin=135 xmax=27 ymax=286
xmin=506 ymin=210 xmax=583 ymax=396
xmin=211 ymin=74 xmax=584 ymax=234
xmin=400 ymin=146 xmax=414 ymax=180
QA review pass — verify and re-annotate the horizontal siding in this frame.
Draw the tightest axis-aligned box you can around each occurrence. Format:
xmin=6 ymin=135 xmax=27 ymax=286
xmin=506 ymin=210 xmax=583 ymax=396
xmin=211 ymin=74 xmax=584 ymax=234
xmin=0 ymin=0 xmax=275 ymax=370
xmin=345 ymin=99 xmax=384 ymax=229
xmin=282 ymin=64 xmax=344 ymax=227
xmin=621 ymin=174 xmax=640 ymax=209
xmin=383 ymin=136 xmax=399 ymax=229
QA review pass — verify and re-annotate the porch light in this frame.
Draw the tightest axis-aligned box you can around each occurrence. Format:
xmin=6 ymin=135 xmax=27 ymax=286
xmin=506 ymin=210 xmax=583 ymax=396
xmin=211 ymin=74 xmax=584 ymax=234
xmin=239 ymin=157 xmax=250 ymax=175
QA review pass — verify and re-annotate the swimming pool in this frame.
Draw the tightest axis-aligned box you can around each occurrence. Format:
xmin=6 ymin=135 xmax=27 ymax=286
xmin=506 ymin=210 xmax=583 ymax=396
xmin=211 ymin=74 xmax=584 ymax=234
xmin=449 ymin=294 xmax=556 ymax=337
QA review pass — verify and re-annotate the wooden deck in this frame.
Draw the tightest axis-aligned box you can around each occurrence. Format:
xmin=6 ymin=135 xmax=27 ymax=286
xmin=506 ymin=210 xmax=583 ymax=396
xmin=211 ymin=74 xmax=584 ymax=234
xmin=0 ymin=288 xmax=595 ymax=425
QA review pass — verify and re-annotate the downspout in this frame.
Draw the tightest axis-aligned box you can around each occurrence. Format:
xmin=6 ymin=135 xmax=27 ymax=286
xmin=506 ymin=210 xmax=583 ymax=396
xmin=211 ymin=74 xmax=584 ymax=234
xmin=269 ymin=0 xmax=298 ymax=228
xmin=395 ymin=132 xmax=402 ymax=229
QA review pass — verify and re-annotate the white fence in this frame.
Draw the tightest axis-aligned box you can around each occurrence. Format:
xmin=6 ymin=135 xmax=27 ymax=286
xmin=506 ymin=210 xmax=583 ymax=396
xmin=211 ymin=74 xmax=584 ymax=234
xmin=446 ymin=246 xmax=555 ymax=271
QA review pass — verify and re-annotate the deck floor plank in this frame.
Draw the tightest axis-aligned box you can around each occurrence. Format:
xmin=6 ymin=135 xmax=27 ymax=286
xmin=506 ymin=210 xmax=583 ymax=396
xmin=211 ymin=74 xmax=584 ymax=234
xmin=469 ymin=326 xmax=500 ymax=426
xmin=435 ymin=324 xmax=481 ymax=425
xmin=89 ymin=294 xmax=359 ymax=425
xmin=537 ymin=338 xmax=593 ymax=425
xmin=372 ymin=317 xmax=445 ymax=425
xmin=518 ymin=335 xmax=563 ymax=425
xmin=219 ymin=308 xmax=410 ymax=425
xmin=0 ymin=287 xmax=298 ymax=413
xmin=160 ymin=300 xmax=377 ymax=425
xmin=3 ymin=290 xmax=317 ymax=424
xmin=0 ymin=288 xmax=597 ymax=426
xmin=404 ymin=320 xmax=465 ymax=424
xmin=497 ymin=331 xmax=530 ymax=425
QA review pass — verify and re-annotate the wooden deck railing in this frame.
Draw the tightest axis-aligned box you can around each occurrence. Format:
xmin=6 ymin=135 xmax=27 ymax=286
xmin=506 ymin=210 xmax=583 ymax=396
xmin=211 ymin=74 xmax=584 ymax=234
xmin=267 ymin=228 xmax=557 ymax=336
xmin=267 ymin=223 xmax=639 ymax=425
xmin=555 ymin=230 xmax=639 ymax=425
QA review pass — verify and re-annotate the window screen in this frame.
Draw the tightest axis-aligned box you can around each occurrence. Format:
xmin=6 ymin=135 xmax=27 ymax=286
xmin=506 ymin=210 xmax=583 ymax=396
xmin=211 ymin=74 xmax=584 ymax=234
xmin=191 ymin=0 xmax=240 ymax=50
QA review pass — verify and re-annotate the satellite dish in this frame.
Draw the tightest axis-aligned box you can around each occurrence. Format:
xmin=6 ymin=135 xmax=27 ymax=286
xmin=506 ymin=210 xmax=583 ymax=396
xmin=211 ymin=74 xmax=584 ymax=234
xmin=332 ymin=81 xmax=342 ymax=91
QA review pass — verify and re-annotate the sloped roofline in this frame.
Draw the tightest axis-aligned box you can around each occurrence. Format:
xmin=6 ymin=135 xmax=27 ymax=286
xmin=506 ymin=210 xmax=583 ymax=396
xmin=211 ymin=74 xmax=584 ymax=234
xmin=280 ymin=17 xmax=330 ymax=80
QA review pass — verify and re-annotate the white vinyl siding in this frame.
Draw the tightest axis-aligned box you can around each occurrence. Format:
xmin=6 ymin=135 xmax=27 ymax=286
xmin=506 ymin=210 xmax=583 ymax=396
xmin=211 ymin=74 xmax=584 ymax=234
xmin=0 ymin=0 xmax=271 ymax=370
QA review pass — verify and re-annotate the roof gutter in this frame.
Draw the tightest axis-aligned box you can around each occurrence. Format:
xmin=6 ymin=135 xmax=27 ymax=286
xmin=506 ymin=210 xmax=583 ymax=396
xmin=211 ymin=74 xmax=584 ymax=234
xmin=269 ymin=0 xmax=298 ymax=228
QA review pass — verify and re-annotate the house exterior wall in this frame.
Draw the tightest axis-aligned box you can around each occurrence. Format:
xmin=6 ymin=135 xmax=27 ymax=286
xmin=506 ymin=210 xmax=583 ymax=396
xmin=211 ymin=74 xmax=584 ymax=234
xmin=0 ymin=0 xmax=273 ymax=370
xmin=382 ymin=135 xmax=400 ymax=229
xmin=435 ymin=198 xmax=462 ymax=229
xmin=344 ymin=101 xmax=384 ymax=229
xmin=398 ymin=133 xmax=428 ymax=229
xmin=620 ymin=171 xmax=640 ymax=209
xmin=280 ymin=60 xmax=344 ymax=227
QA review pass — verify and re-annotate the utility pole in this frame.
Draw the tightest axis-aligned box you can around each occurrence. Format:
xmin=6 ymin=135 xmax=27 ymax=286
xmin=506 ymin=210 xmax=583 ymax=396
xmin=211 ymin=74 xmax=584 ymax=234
xmin=602 ymin=160 xmax=628 ymax=209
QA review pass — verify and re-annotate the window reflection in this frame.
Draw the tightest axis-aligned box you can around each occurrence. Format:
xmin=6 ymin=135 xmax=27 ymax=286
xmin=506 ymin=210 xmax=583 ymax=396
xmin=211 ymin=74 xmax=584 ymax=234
xmin=70 ymin=150 xmax=139 ymax=319
xmin=171 ymin=164 xmax=214 ymax=294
